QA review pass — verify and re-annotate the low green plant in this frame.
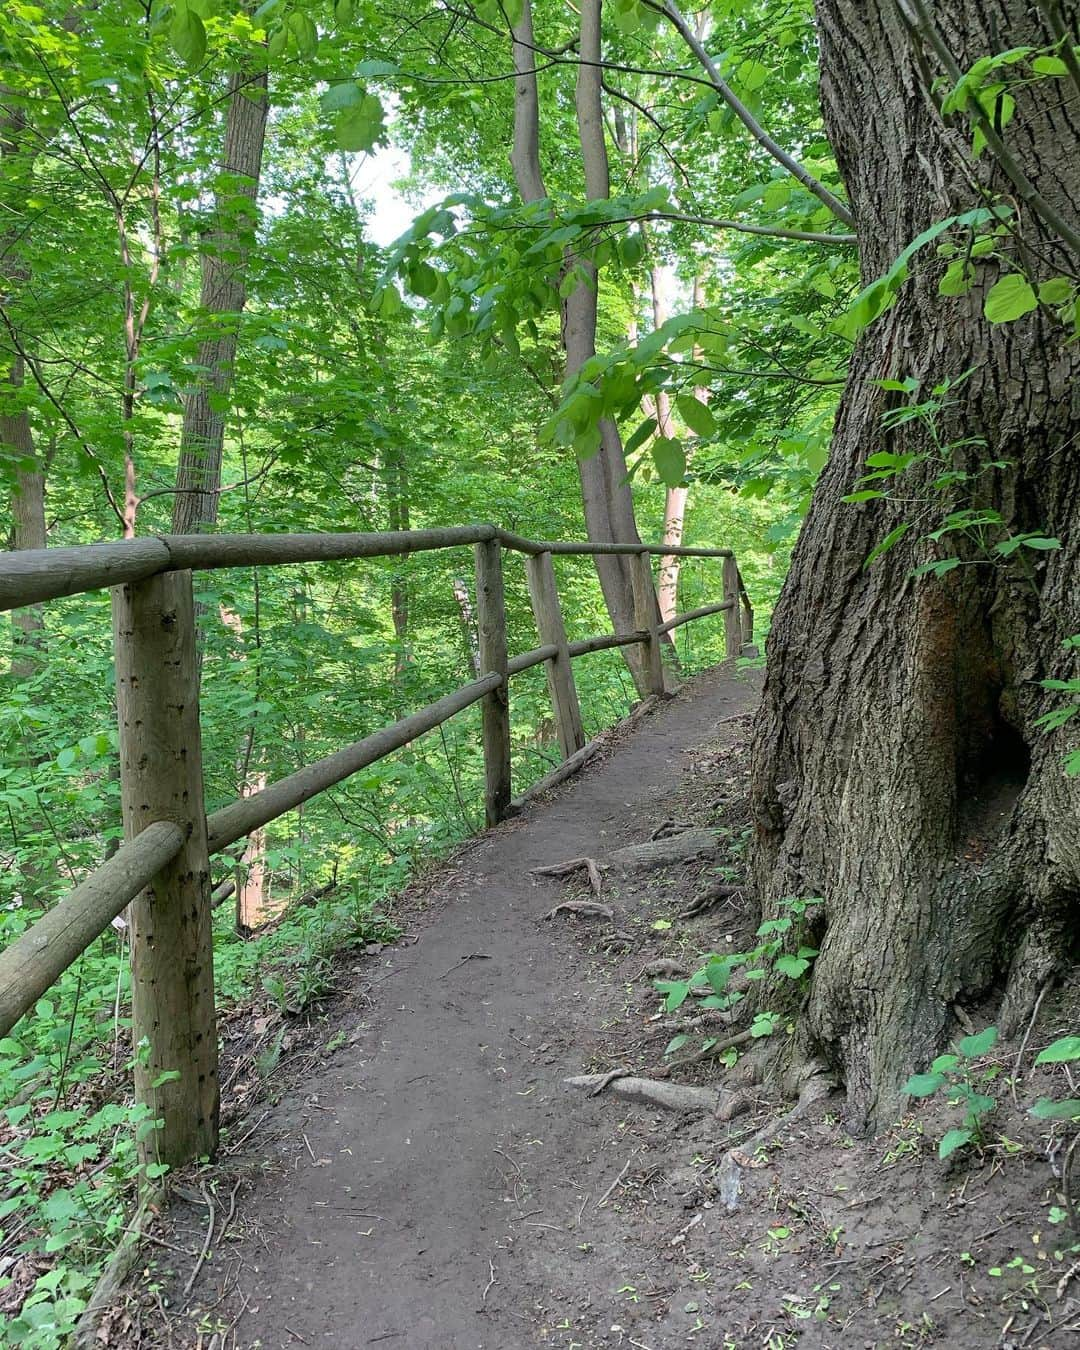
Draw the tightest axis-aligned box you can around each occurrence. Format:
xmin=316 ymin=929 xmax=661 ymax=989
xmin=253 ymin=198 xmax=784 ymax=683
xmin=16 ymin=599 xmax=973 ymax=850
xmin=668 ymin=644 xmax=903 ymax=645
xmin=655 ymin=896 xmax=821 ymax=1061
xmin=1029 ymin=1035 xmax=1080 ymax=1123
xmin=902 ymin=1025 xmax=999 ymax=1158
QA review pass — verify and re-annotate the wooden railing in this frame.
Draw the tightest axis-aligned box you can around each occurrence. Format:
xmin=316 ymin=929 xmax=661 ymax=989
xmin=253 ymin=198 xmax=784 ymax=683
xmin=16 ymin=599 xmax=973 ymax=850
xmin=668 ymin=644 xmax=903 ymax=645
xmin=0 ymin=525 xmax=753 ymax=1168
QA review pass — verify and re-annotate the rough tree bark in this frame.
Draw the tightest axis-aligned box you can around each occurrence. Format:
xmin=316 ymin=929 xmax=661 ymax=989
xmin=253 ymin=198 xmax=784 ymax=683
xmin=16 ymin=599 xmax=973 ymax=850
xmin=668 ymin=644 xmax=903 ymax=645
xmin=751 ymin=0 xmax=1080 ymax=1128
xmin=511 ymin=0 xmax=664 ymax=695
xmin=172 ymin=70 xmax=268 ymax=532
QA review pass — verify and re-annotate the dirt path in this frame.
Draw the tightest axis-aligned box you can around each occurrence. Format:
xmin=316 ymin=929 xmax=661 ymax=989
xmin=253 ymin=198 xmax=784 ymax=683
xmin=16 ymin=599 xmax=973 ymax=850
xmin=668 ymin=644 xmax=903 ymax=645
xmin=152 ymin=665 xmax=1080 ymax=1350
xmin=168 ymin=667 xmax=756 ymax=1348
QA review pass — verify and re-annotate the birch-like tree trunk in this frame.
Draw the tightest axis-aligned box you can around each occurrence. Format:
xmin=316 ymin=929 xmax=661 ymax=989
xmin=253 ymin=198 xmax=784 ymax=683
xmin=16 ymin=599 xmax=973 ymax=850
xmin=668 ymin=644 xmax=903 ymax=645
xmin=172 ymin=70 xmax=268 ymax=532
xmin=511 ymin=0 xmax=664 ymax=695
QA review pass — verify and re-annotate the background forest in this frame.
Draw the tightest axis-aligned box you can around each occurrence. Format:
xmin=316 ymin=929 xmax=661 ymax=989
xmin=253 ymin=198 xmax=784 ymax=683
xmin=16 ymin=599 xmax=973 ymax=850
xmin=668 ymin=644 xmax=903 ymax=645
xmin=12 ymin=0 xmax=1075 ymax=1343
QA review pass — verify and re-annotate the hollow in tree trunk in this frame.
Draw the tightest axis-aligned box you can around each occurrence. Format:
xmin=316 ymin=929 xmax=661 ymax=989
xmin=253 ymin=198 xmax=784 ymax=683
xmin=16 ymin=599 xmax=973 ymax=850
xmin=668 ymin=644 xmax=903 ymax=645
xmin=751 ymin=0 xmax=1080 ymax=1129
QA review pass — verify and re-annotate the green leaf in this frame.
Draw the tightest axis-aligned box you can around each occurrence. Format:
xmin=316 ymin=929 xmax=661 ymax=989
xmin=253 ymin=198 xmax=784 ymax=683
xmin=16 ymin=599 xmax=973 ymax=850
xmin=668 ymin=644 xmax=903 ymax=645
xmin=288 ymin=12 xmax=319 ymax=57
xmin=939 ymin=259 xmax=975 ymax=297
xmin=169 ymin=6 xmax=207 ymax=66
xmin=984 ymin=273 xmax=1038 ymax=323
xmin=623 ymin=417 xmax=657 ymax=456
xmin=336 ymin=95 xmax=386 ymax=153
xmin=676 ymin=394 xmax=716 ymax=439
xmin=864 ymin=522 xmax=911 ymax=568
xmin=664 ymin=1034 xmax=689 ymax=1057
xmin=842 ymin=489 xmax=885 ymax=503
xmin=355 ymin=59 xmax=401 ymax=78
xmin=1038 ymin=278 xmax=1073 ymax=305
xmin=903 ymin=1072 xmax=944 ymax=1098
xmin=957 ymin=1026 xmax=998 ymax=1058
xmin=321 ymin=81 xmax=363 ymax=112
xmin=939 ymin=1128 xmax=973 ymax=1160
xmin=653 ymin=437 xmax=686 ymax=486
xmin=1029 ymin=1097 xmax=1080 ymax=1120
xmin=1032 ymin=55 xmax=1069 ymax=76
xmin=774 ymin=954 xmax=810 ymax=979
xmin=1035 ymin=1036 xmax=1080 ymax=1065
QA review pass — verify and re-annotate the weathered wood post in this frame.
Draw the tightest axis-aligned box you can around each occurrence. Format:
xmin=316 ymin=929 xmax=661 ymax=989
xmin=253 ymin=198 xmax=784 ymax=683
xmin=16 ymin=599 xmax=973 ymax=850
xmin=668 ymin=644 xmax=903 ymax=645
xmin=722 ymin=555 xmax=742 ymax=660
xmin=112 ymin=569 xmax=218 ymax=1168
xmin=474 ymin=538 xmax=511 ymax=825
xmin=525 ymin=550 xmax=585 ymax=759
xmin=630 ymin=551 xmax=665 ymax=696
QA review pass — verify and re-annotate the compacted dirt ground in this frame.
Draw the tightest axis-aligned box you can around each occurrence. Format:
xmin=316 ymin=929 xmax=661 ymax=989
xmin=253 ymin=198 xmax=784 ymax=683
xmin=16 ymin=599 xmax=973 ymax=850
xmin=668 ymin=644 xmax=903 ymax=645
xmin=113 ymin=665 xmax=1080 ymax=1350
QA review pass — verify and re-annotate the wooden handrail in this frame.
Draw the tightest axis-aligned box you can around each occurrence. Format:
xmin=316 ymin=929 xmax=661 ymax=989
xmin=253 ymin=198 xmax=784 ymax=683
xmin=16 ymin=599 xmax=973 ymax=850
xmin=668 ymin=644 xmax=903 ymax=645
xmin=1 ymin=526 xmax=737 ymax=614
xmin=206 ymin=674 xmax=501 ymax=854
xmin=0 ymin=822 xmax=184 ymax=1039
xmin=0 ymin=520 xmax=753 ymax=1168
xmin=657 ymin=599 xmax=734 ymax=636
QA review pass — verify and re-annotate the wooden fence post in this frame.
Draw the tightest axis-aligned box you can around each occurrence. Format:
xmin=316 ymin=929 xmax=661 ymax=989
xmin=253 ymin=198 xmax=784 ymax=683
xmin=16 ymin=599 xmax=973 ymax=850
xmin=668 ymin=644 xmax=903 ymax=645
xmin=112 ymin=570 xmax=217 ymax=1169
xmin=525 ymin=550 xmax=585 ymax=759
xmin=722 ymin=555 xmax=742 ymax=660
xmin=474 ymin=538 xmax=511 ymax=825
xmin=630 ymin=551 xmax=665 ymax=696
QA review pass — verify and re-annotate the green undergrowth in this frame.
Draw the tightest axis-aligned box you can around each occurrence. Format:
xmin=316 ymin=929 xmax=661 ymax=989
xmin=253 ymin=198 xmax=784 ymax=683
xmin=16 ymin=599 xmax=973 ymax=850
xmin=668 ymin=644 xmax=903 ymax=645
xmin=0 ymin=629 xmax=746 ymax=1347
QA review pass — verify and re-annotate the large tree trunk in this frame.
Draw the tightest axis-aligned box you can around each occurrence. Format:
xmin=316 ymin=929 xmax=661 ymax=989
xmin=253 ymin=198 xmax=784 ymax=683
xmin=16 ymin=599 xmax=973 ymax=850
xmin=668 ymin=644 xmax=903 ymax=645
xmin=751 ymin=0 xmax=1080 ymax=1128
xmin=172 ymin=70 xmax=268 ymax=532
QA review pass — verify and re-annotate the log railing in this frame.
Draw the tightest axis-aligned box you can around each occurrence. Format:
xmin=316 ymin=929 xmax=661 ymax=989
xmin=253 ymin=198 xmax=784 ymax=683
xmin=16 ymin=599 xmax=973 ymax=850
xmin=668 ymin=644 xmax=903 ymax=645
xmin=0 ymin=525 xmax=753 ymax=1168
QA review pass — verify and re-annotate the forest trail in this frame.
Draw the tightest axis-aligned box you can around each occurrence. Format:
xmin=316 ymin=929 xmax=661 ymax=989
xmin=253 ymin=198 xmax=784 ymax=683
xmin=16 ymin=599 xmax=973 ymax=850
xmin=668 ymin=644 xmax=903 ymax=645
xmin=165 ymin=665 xmax=758 ymax=1349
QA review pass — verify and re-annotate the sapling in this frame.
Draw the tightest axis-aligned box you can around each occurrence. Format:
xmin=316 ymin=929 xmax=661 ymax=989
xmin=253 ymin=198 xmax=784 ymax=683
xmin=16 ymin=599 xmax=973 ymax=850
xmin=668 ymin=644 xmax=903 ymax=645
xmin=902 ymin=1025 xmax=999 ymax=1159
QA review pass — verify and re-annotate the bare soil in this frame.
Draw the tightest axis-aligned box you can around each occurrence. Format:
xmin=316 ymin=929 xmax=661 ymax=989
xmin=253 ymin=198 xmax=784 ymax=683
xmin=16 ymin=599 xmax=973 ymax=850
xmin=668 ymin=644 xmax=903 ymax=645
xmin=117 ymin=666 xmax=1080 ymax=1349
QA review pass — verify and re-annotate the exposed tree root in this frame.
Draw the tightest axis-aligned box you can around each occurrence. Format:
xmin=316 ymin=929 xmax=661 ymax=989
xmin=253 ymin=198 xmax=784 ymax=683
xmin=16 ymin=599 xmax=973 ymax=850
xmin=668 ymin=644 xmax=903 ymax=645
xmin=1000 ymin=927 xmax=1063 ymax=1039
xmin=715 ymin=1072 xmax=834 ymax=1211
xmin=606 ymin=829 xmax=719 ymax=873
xmin=650 ymin=818 xmax=697 ymax=841
xmin=564 ymin=1072 xmax=748 ymax=1119
xmin=544 ymin=900 xmax=614 ymax=921
xmin=587 ymin=1067 xmax=632 ymax=1096
xmin=679 ymin=881 xmax=743 ymax=919
xmin=531 ymin=856 xmax=603 ymax=896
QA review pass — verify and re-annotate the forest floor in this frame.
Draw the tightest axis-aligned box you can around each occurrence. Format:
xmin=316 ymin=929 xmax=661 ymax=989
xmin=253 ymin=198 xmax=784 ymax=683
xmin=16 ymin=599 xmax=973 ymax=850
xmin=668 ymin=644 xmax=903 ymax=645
xmin=109 ymin=664 xmax=1080 ymax=1350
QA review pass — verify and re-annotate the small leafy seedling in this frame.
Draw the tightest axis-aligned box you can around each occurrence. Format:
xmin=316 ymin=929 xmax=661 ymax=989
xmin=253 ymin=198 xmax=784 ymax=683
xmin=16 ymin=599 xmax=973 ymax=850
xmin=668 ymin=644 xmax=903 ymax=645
xmin=903 ymin=1025 xmax=999 ymax=1159
xmin=1029 ymin=1035 xmax=1080 ymax=1122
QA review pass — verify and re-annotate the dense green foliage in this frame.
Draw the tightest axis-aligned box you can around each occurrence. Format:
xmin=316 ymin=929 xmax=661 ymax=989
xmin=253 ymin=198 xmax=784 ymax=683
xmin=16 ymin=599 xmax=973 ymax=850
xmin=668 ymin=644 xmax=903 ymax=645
xmin=0 ymin=2 xmax=842 ymax=1337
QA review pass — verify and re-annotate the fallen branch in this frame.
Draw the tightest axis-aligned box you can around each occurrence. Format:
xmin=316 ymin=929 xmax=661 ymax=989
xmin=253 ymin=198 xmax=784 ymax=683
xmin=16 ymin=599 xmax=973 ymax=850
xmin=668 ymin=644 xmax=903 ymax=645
xmin=667 ymin=1029 xmax=754 ymax=1070
xmin=72 ymin=1186 xmax=165 ymax=1348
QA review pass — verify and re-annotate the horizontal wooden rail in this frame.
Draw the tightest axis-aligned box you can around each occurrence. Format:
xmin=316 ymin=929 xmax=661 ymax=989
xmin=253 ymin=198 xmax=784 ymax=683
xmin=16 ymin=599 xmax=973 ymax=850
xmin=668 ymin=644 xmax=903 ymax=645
xmin=507 ymin=643 xmax=558 ymax=676
xmin=164 ymin=525 xmax=498 ymax=573
xmin=567 ymin=630 xmax=647 ymax=658
xmin=0 ymin=527 xmax=738 ymax=614
xmin=0 ymin=538 xmax=171 ymax=613
xmin=0 ymin=822 xmax=184 ymax=1039
xmin=206 ymin=674 xmax=501 ymax=854
xmin=657 ymin=600 xmax=734 ymax=636
xmin=495 ymin=528 xmax=734 ymax=559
